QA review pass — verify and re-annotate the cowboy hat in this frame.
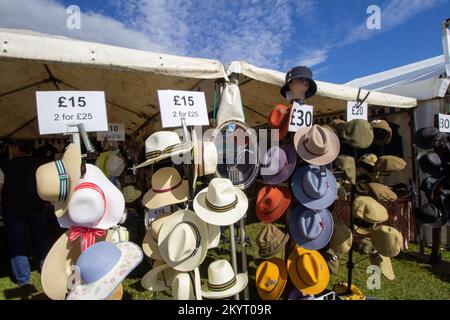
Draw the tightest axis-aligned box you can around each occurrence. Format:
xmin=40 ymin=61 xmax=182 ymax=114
xmin=256 ymin=185 xmax=292 ymax=223
xmin=319 ymin=248 xmax=339 ymax=275
xmin=158 ymin=210 xmax=208 ymax=272
xmin=330 ymin=221 xmax=353 ymax=254
xmin=142 ymin=167 xmax=188 ymax=209
xmin=358 ymin=153 xmax=378 ymax=172
xmin=289 ymin=205 xmax=334 ymax=250
xmin=66 ymin=241 xmax=143 ymax=300
xmin=291 ymin=165 xmax=337 ymax=210
xmin=280 ymin=66 xmax=317 ymax=100
xmin=268 ymin=104 xmax=291 ymax=140
xmin=352 ymin=196 xmax=388 ymax=224
xmin=341 ymin=119 xmax=374 ymax=149
xmin=256 ymin=258 xmax=288 ymax=300
xmin=121 ymin=185 xmax=142 ymax=203
xmin=335 ymin=155 xmax=356 ymax=185
xmin=256 ymin=224 xmax=290 ymax=258
xmin=193 ymin=178 xmax=248 ymax=226
xmin=287 ymin=246 xmax=330 ymax=295
xmin=201 ymin=260 xmax=248 ymax=299
xmin=36 ymin=143 xmax=81 ymax=217
xmin=418 ymin=152 xmax=445 ymax=178
xmin=369 ymin=252 xmax=394 ymax=280
xmin=141 ymin=261 xmax=179 ymax=292
xmin=260 ymin=145 xmax=297 ymax=185
xmin=375 ymin=156 xmax=406 ymax=172
xmin=293 ymin=125 xmax=340 ymax=166
xmin=371 ymin=225 xmax=403 ymax=258
xmin=106 ymin=153 xmax=126 ymax=177
xmin=142 ymin=212 xmax=172 ymax=260
xmin=371 ymin=120 xmax=392 ymax=146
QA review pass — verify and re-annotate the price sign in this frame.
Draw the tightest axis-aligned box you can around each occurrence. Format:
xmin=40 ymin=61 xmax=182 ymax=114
xmin=36 ymin=91 xmax=108 ymax=134
xmin=347 ymin=101 xmax=368 ymax=121
xmin=288 ymin=102 xmax=313 ymax=132
xmin=97 ymin=123 xmax=125 ymax=141
xmin=438 ymin=113 xmax=450 ymax=133
xmin=157 ymin=90 xmax=209 ymax=128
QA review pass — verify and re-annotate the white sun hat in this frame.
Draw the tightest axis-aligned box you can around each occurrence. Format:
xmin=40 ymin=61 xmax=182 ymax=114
xmin=201 ymin=260 xmax=248 ymax=299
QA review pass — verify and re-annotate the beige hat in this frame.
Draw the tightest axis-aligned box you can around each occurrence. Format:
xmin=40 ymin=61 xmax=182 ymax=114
xmin=121 ymin=185 xmax=142 ymax=203
xmin=142 ymin=212 xmax=172 ymax=260
xmin=352 ymin=196 xmax=388 ymax=224
xmin=172 ymin=272 xmax=196 ymax=300
xmin=141 ymin=261 xmax=179 ymax=292
xmin=142 ymin=167 xmax=188 ymax=209
xmin=330 ymin=221 xmax=353 ymax=254
xmin=358 ymin=237 xmax=374 ymax=254
xmin=368 ymin=183 xmax=398 ymax=202
xmin=371 ymin=225 xmax=403 ymax=258
xmin=369 ymin=252 xmax=394 ymax=280
xmin=36 ymin=143 xmax=81 ymax=217
xmin=201 ymin=260 xmax=248 ymax=299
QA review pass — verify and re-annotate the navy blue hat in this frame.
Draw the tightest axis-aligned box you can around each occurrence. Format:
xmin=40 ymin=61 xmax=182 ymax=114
xmin=280 ymin=66 xmax=317 ymax=99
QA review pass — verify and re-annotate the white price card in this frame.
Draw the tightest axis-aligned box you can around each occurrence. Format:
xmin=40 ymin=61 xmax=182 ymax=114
xmin=288 ymin=102 xmax=314 ymax=132
xmin=97 ymin=123 xmax=125 ymax=141
xmin=36 ymin=91 xmax=108 ymax=135
xmin=157 ymin=90 xmax=209 ymax=128
xmin=438 ymin=113 xmax=450 ymax=133
xmin=347 ymin=101 xmax=368 ymax=121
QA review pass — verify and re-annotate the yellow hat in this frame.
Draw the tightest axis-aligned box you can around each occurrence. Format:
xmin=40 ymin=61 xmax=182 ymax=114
xmin=333 ymin=282 xmax=365 ymax=300
xmin=287 ymin=246 xmax=329 ymax=295
xmin=256 ymin=258 xmax=288 ymax=300
xmin=352 ymin=196 xmax=388 ymax=224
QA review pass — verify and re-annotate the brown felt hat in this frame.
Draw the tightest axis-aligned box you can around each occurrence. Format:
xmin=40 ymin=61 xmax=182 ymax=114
xmin=257 ymin=224 xmax=290 ymax=258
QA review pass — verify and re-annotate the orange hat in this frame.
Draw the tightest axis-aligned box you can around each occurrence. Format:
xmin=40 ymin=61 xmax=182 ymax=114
xmin=256 ymin=258 xmax=288 ymax=300
xmin=256 ymin=185 xmax=292 ymax=223
xmin=268 ymin=104 xmax=290 ymax=140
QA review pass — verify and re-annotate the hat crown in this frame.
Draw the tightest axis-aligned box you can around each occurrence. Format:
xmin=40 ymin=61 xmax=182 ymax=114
xmin=302 ymin=168 xmax=328 ymax=199
xmin=68 ymin=188 xmax=105 ymax=226
xmin=150 ymin=213 xmax=171 ymax=241
xmin=166 ymin=223 xmax=198 ymax=263
xmin=206 ymin=178 xmax=236 ymax=207
xmin=286 ymin=66 xmax=313 ymax=82
xmin=258 ymin=261 xmax=280 ymax=292
xmin=258 ymin=224 xmax=284 ymax=246
xmin=151 ymin=167 xmax=182 ymax=191
xmin=299 ymin=210 xmax=324 ymax=240
xmin=304 ymin=125 xmax=329 ymax=155
xmin=297 ymin=252 xmax=321 ymax=285
xmin=262 ymin=146 xmax=287 ymax=175
xmin=145 ymin=131 xmax=182 ymax=153
xmin=207 ymin=260 xmax=235 ymax=286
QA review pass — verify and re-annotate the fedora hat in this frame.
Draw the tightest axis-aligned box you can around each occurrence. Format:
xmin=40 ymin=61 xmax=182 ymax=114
xmin=292 ymin=165 xmax=337 ymax=209
xmin=352 ymin=196 xmax=388 ymax=224
xmin=353 ymin=218 xmax=377 ymax=235
xmin=289 ymin=205 xmax=334 ymax=250
xmin=319 ymin=248 xmax=339 ymax=275
xmin=341 ymin=119 xmax=374 ymax=149
xmin=287 ymin=246 xmax=330 ymax=295
xmin=418 ymin=152 xmax=444 ymax=177
xmin=201 ymin=260 xmax=248 ymax=299
xmin=158 ymin=210 xmax=208 ymax=272
xmin=280 ymin=66 xmax=317 ymax=99
xmin=371 ymin=120 xmax=392 ymax=146
xmin=369 ymin=252 xmax=394 ymax=280
xmin=135 ymin=131 xmax=193 ymax=169
xmin=142 ymin=167 xmax=188 ymax=209
xmin=121 ymin=185 xmax=142 ymax=203
xmin=293 ymin=125 xmax=340 ymax=165
xmin=256 ymin=224 xmax=290 ymax=258
xmin=36 ymin=143 xmax=81 ymax=218
xmin=260 ymin=145 xmax=297 ymax=185
xmin=330 ymin=221 xmax=353 ymax=254
xmin=335 ymin=155 xmax=356 ymax=185
xmin=256 ymin=258 xmax=288 ymax=300
xmin=414 ymin=127 xmax=440 ymax=149
xmin=106 ymin=153 xmax=125 ymax=177
xmin=375 ymin=156 xmax=406 ymax=173
xmin=367 ymin=183 xmax=398 ymax=202
xmin=193 ymin=178 xmax=248 ymax=226
xmin=268 ymin=104 xmax=291 ymax=140
xmin=141 ymin=261 xmax=179 ymax=292
xmin=66 ymin=241 xmax=143 ymax=300
xmin=142 ymin=212 xmax=172 ymax=260
xmin=358 ymin=153 xmax=378 ymax=172
xmin=256 ymin=185 xmax=291 ymax=223
xmin=371 ymin=225 xmax=403 ymax=258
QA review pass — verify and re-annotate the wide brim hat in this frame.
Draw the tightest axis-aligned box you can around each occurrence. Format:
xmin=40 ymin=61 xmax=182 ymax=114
xmin=256 ymin=185 xmax=292 ymax=223
xmin=289 ymin=205 xmax=334 ymax=250
xmin=201 ymin=264 xmax=248 ymax=300
xmin=291 ymin=165 xmax=337 ymax=210
xmin=261 ymin=144 xmax=297 ymax=185
xmin=256 ymin=258 xmax=288 ymax=300
xmin=66 ymin=242 xmax=143 ymax=300
xmin=142 ymin=212 xmax=172 ymax=260
xmin=280 ymin=66 xmax=317 ymax=99
xmin=141 ymin=262 xmax=179 ymax=292
xmin=369 ymin=253 xmax=394 ymax=280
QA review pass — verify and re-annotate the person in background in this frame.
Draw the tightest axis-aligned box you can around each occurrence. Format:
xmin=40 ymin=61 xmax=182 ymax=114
xmin=0 ymin=140 xmax=49 ymax=287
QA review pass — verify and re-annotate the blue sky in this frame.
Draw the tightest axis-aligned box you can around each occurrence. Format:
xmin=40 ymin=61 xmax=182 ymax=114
xmin=0 ymin=0 xmax=449 ymax=83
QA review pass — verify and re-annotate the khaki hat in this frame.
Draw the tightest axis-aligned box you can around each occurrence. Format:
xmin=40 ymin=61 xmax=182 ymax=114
xmin=353 ymin=218 xmax=377 ymax=235
xmin=352 ymin=196 xmax=388 ymax=224
xmin=368 ymin=183 xmax=398 ymax=202
xmin=329 ymin=119 xmax=347 ymax=138
xmin=330 ymin=221 xmax=353 ymax=254
xmin=256 ymin=224 xmax=290 ymax=258
xmin=341 ymin=119 xmax=374 ymax=149
xmin=142 ymin=212 xmax=172 ymax=260
xmin=335 ymin=155 xmax=356 ymax=185
xmin=371 ymin=225 xmax=403 ymax=258
xmin=369 ymin=252 xmax=394 ymax=280
xmin=358 ymin=237 xmax=374 ymax=254
xmin=371 ymin=120 xmax=392 ymax=146
xmin=358 ymin=153 xmax=378 ymax=172
xmin=36 ymin=143 xmax=81 ymax=217
xmin=121 ymin=185 xmax=142 ymax=203
xmin=256 ymin=258 xmax=288 ymax=300
xmin=375 ymin=156 xmax=406 ymax=173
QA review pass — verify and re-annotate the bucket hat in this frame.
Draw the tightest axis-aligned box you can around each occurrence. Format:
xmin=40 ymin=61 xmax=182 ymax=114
xmin=201 ymin=260 xmax=248 ymax=299
xmin=260 ymin=144 xmax=296 ymax=185
xmin=341 ymin=119 xmax=374 ymax=149
xmin=280 ymin=66 xmax=317 ymax=99
xmin=371 ymin=120 xmax=392 ymax=146
xmin=371 ymin=225 xmax=403 ymax=258
xmin=256 ymin=258 xmax=288 ymax=300
xmin=268 ymin=104 xmax=291 ymax=140
xmin=256 ymin=185 xmax=291 ymax=223
xmin=330 ymin=221 xmax=353 ymax=254
xmin=256 ymin=224 xmax=290 ymax=258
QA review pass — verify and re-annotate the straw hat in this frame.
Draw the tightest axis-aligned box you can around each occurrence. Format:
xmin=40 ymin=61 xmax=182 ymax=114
xmin=330 ymin=221 xmax=353 ymax=254
xmin=256 ymin=224 xmax=290 ymax=258
xmin=371 ymin=120 xmax=392 ymax=146
xmin=158 ymin=210 xmax=209 ymax=272
xmin=260 ymin=145 xmax=297 ymax=185
xmin=256 ymin=185 xmax=292 ymax=223
xmin=371 ymin=225 xmax=403 ymax=258
xmin=293 ymin=125 xmax=340 ymax=166
xmin=36 ymin=143 xmax=81 ymax=218
xmin=106 ymin=153 xmax=125 ymax=177
xmin=121 ymin=185 xmax=142 ymax=203
xmin=193 ymin=178 xmax=248 ymax=226
xmin=369 ymin=252 xmax=395 ymax=280
xmin=172 ymin=272 xmax=196 ymax=300
xmin=142 ymin=167 xmax=188 ymax=209
xmin=256 ymin=258 xmax=288 ymax=300
xmin=268 ymin=104 xmax=291 ymax=140
xmin=352 ymin=196 xmax=388 ymax=224
xmin=192 ymin=128 xmax=218 ymax=180
xmin=142 ymin=212 xmax=172 ymax=260
xmin=201 ymin=260 xmax=248 ymax=299
xmin=141 ymin=261 xmax=179 ymax=292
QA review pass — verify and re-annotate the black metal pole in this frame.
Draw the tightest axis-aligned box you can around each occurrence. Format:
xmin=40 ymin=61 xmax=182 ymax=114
xmin=346 ymin=149 xmax=357 ymax=294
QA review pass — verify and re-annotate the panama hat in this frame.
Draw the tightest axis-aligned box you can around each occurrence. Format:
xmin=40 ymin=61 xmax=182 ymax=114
xmin=142 ymin=167 xmax=188 ymax=209
xmin=256 ymin=185 xmax=292 ymax=223
xmin=352 ymin=196 xmax=388 ymax=224
xmin=371 ymin=120 xmax=392 ymax=146
xmin=121 ymin=185 xmax=142 ymax=203
xmin=330 ymin=221 xmax=353 ymax=254
xmin=172 ymin=272 xmax=196 ymax=300
xmin=371 ymin=225 xmax=403 ymax=258
xmin=268 ymin=104 xmax=291 ymax=140
xmin=320 ymin=248 xmax=339 ymax=275
xmin=201 ymin=260 xmax=248 ymax=299
xmin=342 ymin=119 xmax=374 ymax=149
xmin=280 ymin=66 xmax=317 ymax=99
xmin=256 ymin=258 xmax=288 ymax=300
xmin=193 ymin=178 xmax=248 ymax=226
xmin=335 ymin=155 xmax=356 ymax=185
xmin=193 ymin=129 xmax=218 ymax=178
xmin=367 ymin=183 xmax=398 ymax=202
xmin=142 ymin=212 xmax=172 ymax=260
xmin=57 ymin=164 xmax=125 ymax=235
xmin=36 ymin=143 xmax=81 ymax=218
xmin=287 ymin=246 xmax=330 ymax=295
xmin=158 ymin=210 xmax=208 ymax=272
xmin=293 ymin=125 xmax=340 ymax=165
xmin=369 ymin=252 xmax=394 ymax=280
xmin=106 ymin=153 xmax=125 ymax=177
xmin=358 ymin=153 xmax=378 ymax=172
xmin=141 ymin=261 xmax=179 ymax=292
xmin=256 ymin=224 xmax=290 ymax=258
xmin=375 ymin=156 xmax=406 ymax=173
xmin=260 ymin=145 xmax=297 ymax=185
xmin=418 ymin=152 xmax=444 ymax=178
xmin=135 ymin=131 xmax=192 ymax=169
xmin=66 ymin=241 xmax=143 ymax=300
xmin=289 ymin=205 xmax=334 ymax=250
xmin=291 ymin=165 xmax=337 ymax=210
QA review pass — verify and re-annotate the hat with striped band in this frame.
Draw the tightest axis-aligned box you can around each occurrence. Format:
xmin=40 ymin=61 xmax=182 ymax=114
xmin=201 ymin=260 xmax=248 ymax=299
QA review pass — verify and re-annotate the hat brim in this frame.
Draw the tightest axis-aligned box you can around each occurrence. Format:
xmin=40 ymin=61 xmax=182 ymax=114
xmin=172 ymin=272 xmax=196 ymax=300
xmin=291 ymin=166 xmax=337 ymax=210
xmin=259 ymin=233 xmax=290 ymax=258
xmin=208 ymin=224 xmax=221 ymax=249
xmin=280 ymin=79 xmax=317 ymax=99
xmin=256 ymin=187 xmax=292 ymax=223
xmin=142 ymin=230 xmax=163 ymax=260
xmin=293 ymin=127 xmax=340 ymax=166
xmin=201 ymin=273 xmax=248 ymax=299
xmin=141 ymin=263 xmax=178 ymax=292
xmin=193 ymin=187 xmax=248 ymax=226
xmin=262 ymin=145 xmax=297 ymax=185
xmin=256 ymin=258 xmax=288 ymax=300
xmin=289 ymin=206 xmax=334 ymax=250
xmin=135 ymin=143 xmax=193 ymax=169
xmin=143 ymin=180 xmax=188 ymax=209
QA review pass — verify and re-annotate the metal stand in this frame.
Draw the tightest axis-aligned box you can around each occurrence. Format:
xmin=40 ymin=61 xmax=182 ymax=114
xmin=239 ymin=216 xmax=249 ymax=299
xmin=229 ymin=223 xmax=239 ymax=300
xmin=346 ymin=149 xmax=358 ymax=295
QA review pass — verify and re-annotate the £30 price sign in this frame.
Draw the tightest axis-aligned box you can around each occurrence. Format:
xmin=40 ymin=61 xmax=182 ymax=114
xmin=438 ymin=113 xmax=450 ymax=133
xmin=288 ymin=102 xmax=314 ymax=132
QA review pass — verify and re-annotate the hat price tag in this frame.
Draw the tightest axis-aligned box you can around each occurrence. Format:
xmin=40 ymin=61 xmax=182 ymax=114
xmin=346 ymin=101 xmax=368 ymax=121
xmin=36 ymin=91 xmax=108 ymax=135
xmin=157 ymin=90 xmax=209 ymax=128
xmin=438 ymin=113 xmax=450 ymax=133
xmin=96 ymin=123 xmax=125 ymax=141
xmin=288 ymin=102 xmax=313 ymax=132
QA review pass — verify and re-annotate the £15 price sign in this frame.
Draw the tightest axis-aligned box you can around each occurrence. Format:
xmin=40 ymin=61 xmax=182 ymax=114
xmin=288 ymin=102 xmax=314 ymax=132
xmin=347 ymin=100 xmax=368 ymax=121
xmin=36 ymin=91 xmax=108 ymax=134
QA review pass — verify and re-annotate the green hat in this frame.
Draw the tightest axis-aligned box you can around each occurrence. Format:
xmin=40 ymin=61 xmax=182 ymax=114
xmin=358 ymin=153 xmax=378 ymax=172
xmin=375 ymin=156 xmax=406 ymax=172
xmin=341 ymin=119 xmax=374 ymax=149
xmin=368 ymin=183 xmax=398 ymax=202
xmin=371 ymin=120 xmax=392 ymax=146
xmin=335 ymin=155 xmax=356 ymax=185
